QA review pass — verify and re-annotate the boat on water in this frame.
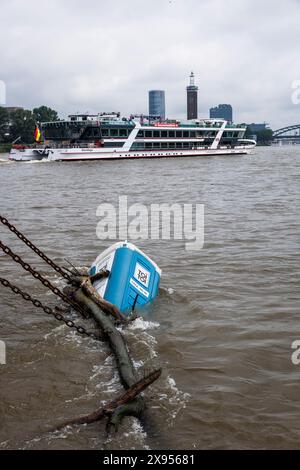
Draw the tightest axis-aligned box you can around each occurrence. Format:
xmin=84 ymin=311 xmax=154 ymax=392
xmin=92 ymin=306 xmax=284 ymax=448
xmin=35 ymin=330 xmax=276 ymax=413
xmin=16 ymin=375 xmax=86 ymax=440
xmin=9 ymin=112 xmax=256 ymax=162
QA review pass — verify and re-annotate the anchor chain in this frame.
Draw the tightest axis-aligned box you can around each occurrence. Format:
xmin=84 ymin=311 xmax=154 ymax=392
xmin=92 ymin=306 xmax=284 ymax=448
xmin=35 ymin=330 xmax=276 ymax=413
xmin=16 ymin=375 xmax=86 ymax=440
xmin=0 ymin=277 xmax=101 ymax=341
xmin=0 ymin=215 xmax=71 ymax=281
xmin=0 ymin=240 xmax=86 ymax=317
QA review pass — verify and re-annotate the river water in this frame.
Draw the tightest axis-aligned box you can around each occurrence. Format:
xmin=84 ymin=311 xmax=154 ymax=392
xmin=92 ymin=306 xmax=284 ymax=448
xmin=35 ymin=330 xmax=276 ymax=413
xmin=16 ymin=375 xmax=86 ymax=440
xmin=0 ymin=146 xmax=299 ymax=450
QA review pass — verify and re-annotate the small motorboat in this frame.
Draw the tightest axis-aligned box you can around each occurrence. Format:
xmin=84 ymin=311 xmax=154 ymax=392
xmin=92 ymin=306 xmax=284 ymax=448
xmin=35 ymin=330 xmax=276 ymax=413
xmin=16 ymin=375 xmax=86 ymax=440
xmin=89 ymin=241 xmax=161 ymax=314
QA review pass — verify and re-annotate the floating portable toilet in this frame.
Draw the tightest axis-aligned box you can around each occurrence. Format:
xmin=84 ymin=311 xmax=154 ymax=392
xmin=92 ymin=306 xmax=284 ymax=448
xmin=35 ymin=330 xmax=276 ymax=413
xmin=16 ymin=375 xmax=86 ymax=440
xmin=89 ymin=241 xmax=161 ymax=314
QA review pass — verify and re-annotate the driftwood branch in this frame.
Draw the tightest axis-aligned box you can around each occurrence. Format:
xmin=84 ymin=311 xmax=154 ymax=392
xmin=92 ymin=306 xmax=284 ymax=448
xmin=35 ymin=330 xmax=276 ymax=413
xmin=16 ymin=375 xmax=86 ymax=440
xmin=89 ymin=269 xmax=110 ymax=283
xmin=52 ymin=369 xmax=161 ymax=432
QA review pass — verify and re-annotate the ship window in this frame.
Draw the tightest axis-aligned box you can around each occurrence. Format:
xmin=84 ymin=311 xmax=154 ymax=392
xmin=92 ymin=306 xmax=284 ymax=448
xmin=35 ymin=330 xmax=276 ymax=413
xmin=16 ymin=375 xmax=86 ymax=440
xmin=132 ymin=142 xmax=144 ymax=149
xmin=153 ymin=142 xmax=160 ymax=148
xmin=153 ymin=130 xmax=160 ymax=138
xmin=168 ymin=131 xmax=175 ymax=138
xmin=190 ymin=131 xmax=196 ymax=138
xmin=176 ymin=143 xmax=183 ymax=149
xmin=119 ymin=129 xmax=127 ymax=137
xmin=137 ymin=130 xmax=144 ymax=137
xmin=183 ymin=142 xmax=189 ymax=148
xmin=101 ymin=129 xmax=109 ymax=136
xmin=110 ymin=129 xmax=118 ymax=137
xmin=145 ymin=131 xmax=152 ymax=138
xmin=161 ymin=131 xmax=167 ymax=138
xmin=105 ymin=142 xmax=123 ymax=147
xmin=161 ymin=142 xmax=168 ymax=148
xmin=146 ymin=142 xmax=152 ymax=148
xmin=93 ymin=129 xmax=99 ymax=137
xmin=183 ymin=131 xmax=189 ymax=138
xmin=168 ymin=142 xmax=175 ymax=149
xmin=176 ymin=131 xmax=182 ymax=138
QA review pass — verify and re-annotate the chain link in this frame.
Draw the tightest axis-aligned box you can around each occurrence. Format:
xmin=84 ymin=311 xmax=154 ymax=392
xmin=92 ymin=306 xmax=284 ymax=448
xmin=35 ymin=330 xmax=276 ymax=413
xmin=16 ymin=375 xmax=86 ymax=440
xmin=0 ymin=215 xmax=71 ymax=281
xmin=0 ymin=277 xmax=101 ymax=341
xmin=0 ymin=240 xmax=86 ymax=317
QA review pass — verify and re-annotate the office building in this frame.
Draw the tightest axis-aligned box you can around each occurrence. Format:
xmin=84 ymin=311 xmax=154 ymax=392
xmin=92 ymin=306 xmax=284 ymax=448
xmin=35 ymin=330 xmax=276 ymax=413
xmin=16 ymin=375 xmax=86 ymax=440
xmin=210 ymin=104 xmax=233 ymax=122
xmin=148 ymin=90 xmax=165 ymax=120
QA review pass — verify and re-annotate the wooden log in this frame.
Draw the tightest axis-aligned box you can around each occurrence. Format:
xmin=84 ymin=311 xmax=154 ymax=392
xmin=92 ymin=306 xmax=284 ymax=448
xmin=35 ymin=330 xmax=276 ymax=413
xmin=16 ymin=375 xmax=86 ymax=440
xmin=73 ymin=288 xmax=137 ymax=388
xmin=67 ymin=273 xmax=128 ymax=324
xmin=68 ymin=269 xmax=109 ymax=287
xmin=89 ymin=269 xmax=110 ymax=283
xmin=80 ymin=277 xmax=127 ymax=323
xmin=106 ymin=397 xmax=145 ymax=434
xmin=52 ymin=369 xmax=161 ymax=432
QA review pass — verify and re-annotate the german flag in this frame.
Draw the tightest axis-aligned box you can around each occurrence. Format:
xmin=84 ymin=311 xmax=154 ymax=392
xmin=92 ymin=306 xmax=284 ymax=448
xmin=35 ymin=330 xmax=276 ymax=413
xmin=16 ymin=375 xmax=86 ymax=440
xmin=34 ymin=126 xmax=41 ymax=142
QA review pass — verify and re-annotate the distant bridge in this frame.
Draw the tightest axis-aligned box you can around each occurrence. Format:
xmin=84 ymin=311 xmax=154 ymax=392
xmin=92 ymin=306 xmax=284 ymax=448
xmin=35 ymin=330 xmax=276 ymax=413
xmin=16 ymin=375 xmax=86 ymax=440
xmin=273 ymin=124 xmax=300 ymax=140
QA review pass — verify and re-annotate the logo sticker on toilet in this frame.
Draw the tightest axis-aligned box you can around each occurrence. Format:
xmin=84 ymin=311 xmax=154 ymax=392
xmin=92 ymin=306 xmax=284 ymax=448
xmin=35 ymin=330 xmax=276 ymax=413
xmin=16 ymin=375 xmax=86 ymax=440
xmin=134 ymin=263 xmax=150 ymax=288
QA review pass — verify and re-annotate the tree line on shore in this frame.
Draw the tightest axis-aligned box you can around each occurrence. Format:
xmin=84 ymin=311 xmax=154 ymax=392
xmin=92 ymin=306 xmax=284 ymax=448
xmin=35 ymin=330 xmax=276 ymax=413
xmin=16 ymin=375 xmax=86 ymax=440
xmin=0 ymin=106 xmax=59 ymax=148
xmin=244 ymin=126 xmax=273 ymax=146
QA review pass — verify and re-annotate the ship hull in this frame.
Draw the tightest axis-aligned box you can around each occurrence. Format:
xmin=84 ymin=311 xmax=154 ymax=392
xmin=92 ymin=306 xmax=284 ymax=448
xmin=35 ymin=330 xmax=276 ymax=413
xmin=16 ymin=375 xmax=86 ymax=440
xmin=45 ymin=146 xmax=254 ymax=162
xmin=9 ymin=148 xmax=50 ymax=162
xmin=9 ymin=147 xmax=254 ymax=162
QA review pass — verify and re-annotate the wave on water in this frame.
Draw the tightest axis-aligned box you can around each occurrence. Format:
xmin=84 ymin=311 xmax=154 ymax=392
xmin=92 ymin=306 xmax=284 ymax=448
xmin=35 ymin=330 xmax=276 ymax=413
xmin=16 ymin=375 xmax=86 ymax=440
xmin=23 ymin=158 xmax=50 ymax=164
xmin=104 ymin=419 xmax=150 ymax=450
xmin=0 ymin=158 xmax=50 ymax=165
xmin=128 ymin=317 xmax=160 ymax=331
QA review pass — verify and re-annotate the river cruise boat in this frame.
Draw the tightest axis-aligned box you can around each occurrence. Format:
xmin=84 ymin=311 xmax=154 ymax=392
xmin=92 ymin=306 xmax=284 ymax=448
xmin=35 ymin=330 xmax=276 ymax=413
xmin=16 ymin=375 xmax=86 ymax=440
xmin=9 ymin=113 xmax=256 ymax=162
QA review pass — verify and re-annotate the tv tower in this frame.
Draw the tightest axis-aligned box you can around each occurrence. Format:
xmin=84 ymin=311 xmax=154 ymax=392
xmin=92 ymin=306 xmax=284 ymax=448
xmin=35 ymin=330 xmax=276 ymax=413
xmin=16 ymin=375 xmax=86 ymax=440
xmin=186 ymin=72 xmax=198 ymax=120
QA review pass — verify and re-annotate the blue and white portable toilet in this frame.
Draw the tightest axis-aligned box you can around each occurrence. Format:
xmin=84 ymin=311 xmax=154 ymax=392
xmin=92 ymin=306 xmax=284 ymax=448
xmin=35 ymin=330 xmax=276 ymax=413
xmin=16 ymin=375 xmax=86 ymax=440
xmin=89 ymin=241 xmax=161 ymax=314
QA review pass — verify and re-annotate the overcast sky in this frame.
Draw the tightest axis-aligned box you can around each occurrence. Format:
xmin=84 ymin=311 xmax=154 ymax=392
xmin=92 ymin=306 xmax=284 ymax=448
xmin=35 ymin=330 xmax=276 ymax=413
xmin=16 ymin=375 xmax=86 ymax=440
xmin=1 ymin=0 xmax=300 ymax=128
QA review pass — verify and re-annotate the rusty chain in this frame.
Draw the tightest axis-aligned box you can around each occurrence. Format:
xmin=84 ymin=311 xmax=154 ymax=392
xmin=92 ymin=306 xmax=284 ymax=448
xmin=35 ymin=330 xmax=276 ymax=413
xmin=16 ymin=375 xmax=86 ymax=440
xmin=0 ymin=277 xmax=101 ymax=341
xmin=0 ymin=240 xmax=87 ymax=317
xmin=0 ymin=215 xmax=71 ymax=281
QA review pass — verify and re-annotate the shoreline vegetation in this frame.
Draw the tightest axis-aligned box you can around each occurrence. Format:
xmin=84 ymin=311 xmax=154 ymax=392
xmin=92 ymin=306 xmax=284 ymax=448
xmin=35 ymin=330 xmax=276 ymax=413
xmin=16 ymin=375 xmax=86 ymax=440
xmin=0 ymin=106 xmax=58 ymax=149
xmin=0 ymin=144 xmax=11 ymax=153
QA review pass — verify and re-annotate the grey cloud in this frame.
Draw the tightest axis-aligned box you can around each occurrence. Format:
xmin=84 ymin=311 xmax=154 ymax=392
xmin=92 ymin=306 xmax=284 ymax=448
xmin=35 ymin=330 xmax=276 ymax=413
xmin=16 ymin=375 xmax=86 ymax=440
xmin=1 ymin=0 xmax=300 ymax=128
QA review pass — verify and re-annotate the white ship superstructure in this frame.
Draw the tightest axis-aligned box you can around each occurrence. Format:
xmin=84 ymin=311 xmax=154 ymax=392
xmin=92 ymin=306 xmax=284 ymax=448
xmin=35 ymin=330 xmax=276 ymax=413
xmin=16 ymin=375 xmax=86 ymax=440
xmin=9 ymin=113 xmax=256 ymax=162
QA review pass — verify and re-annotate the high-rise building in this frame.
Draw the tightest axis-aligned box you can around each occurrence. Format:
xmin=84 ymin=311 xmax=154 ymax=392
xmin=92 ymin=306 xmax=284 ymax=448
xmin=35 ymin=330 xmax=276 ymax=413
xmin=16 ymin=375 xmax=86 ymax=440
xmin=148 ymin=90 xmax=165 ymax=119
xmin=210 ymin=104 xmax=233 ymax=122
xmin=186 ymin=72 xmax=198 ymax=120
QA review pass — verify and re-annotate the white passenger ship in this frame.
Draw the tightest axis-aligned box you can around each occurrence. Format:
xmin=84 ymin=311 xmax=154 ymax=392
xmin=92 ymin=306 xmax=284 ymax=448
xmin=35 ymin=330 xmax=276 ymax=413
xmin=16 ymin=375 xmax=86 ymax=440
xmin=9 ymin=113 xmax=256 ymax=162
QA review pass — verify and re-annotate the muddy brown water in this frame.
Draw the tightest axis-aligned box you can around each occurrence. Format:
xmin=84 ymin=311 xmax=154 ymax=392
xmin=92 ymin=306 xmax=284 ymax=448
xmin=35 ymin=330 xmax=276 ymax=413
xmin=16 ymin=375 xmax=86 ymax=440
xmin=0 ymin=146 xmax=299 ymax=449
